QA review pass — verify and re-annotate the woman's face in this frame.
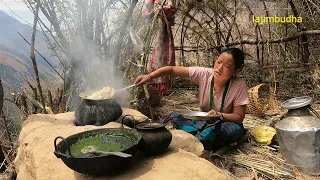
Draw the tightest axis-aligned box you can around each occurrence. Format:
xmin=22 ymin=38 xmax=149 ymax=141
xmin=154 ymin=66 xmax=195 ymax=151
xmin=213 ymin=52 xmax=236 ymax=82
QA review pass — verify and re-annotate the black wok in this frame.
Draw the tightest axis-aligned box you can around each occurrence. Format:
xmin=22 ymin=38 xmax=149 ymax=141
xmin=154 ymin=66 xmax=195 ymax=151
xmin=54 ymin=122 xmax=142 ymax=176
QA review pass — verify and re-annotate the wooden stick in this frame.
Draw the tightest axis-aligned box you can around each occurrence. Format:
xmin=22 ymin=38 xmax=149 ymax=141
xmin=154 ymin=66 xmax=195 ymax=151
xmin=18 ymin=33 xmax=64 ymax=80
xmin=0 ymin=144 xmax=7 ymax=172
xmin=172 ymin=30 xmax=320 ymax=50
xmin=0 ymin=79 xmax=13 ymax=148
xmin=47 ymin=90 xmax=53 ymax=113
xmin=143 ymin=84 xmax=154 ymax=120
xmin=19 ymin=92 xmax=29 ymax=116
xmin=29 ymin=0 xmax=47 ymax=114
xmin=24 ymin=77 xmax=38 ymax=113
xmin=0 ymin=79 xmax=3 ymax=116
xmin=1 ymin=111 xmax=13 ymax=148
xmin=53 ymin=88 xmax=61 ymax=113
xmin=24 ymin=91 xmax=43 ymax=110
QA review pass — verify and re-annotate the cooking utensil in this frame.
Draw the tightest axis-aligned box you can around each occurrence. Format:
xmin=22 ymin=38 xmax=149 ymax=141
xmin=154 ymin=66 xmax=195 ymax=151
xmin=75 ymin=96 xmax=122 ymax=126
xmin=54 ymin=116 xmax=142 ymax=176
xmin=77 ymin=145 xmax=132 ymax=158
xmin=134 ymin=121 xmax=172 ymax=155
xmin=180 ymin=111 xmax=221 ymax=121
xmin=116 ymin=84 xmax=138 ymax=92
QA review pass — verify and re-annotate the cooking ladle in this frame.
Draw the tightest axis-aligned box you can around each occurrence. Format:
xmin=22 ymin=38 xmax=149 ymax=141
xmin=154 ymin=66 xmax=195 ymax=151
xmin=77 ymin=146 xmax=132 ymax=158
xmin=116 ymin=84 xmax=138 ymax=92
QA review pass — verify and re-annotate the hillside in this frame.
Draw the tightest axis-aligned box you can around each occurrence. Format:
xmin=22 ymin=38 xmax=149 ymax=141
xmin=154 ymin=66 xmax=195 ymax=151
xmin=0 ymin=10 xmax=59 ymax=91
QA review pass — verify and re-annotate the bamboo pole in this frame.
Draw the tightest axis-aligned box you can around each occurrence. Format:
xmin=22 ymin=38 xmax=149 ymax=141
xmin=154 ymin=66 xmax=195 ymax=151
xmin=30 ymin=0 xmax=47 ymax=114
xmin=261 ymin=1 xmax=270 ymax=66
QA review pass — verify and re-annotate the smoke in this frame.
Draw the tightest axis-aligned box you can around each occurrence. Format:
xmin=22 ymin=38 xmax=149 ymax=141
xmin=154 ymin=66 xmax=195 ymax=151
xmin=67 ymin=36 xmax=129 ymax=110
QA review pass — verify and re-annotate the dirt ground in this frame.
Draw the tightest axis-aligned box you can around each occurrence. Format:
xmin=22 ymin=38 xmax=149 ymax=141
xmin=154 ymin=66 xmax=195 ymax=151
xmin=150 ymin=87 xmax=320 ymax=180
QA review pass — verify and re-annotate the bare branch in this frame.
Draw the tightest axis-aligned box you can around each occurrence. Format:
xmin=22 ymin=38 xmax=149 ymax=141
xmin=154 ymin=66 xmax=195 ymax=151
xmin=30 ymin=0 xmax=47 ymax=114
xmin=18 ymin=33 xmax=64 ymax=81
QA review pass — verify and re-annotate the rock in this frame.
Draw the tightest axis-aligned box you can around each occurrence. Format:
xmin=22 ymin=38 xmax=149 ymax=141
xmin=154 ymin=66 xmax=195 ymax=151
xmin=169 ymin=129 xmax=204 ymax=156
xmin=121 ymin=107 xmax=150 ymax=122
xmin=14 ymin=112 xmax=230 ymax=180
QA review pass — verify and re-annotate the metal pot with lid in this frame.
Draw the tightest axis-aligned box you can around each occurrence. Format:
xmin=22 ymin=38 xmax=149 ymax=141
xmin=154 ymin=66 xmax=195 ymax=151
xmin=275 ymin=96 xmax=320 ymax=175
xmin=128 ymin=119 xmax=172 ymax=155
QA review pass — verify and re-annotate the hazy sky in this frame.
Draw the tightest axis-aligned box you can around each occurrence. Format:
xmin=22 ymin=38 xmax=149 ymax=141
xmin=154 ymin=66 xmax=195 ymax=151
xmin=0 ymin=0 xmax=41 ymax=25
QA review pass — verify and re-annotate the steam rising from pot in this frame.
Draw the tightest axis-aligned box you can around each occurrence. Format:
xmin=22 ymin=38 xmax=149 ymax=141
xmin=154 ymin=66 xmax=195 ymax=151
xmin=68 ymin=37 xmax=129 ymax=109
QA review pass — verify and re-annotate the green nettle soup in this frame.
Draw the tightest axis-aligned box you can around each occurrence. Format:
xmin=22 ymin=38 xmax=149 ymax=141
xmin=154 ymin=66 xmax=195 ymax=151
xmin=70 ymin=135 xmax=127 ymax=157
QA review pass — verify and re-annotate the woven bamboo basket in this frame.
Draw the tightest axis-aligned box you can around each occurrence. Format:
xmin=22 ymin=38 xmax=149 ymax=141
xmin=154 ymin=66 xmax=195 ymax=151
xmin=246 ymin=84 xmax=271 ymax=116
xmin=264 ymin=91 xmax=282 ymax=116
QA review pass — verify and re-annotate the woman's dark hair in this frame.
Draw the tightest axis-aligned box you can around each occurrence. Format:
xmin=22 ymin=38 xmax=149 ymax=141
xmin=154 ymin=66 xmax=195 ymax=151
xmin=222 ymin=48 xmax=245 ymax=70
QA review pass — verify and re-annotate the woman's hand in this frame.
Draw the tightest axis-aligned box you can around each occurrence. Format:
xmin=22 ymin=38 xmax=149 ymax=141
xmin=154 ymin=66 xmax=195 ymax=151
xmin=133 ymin=75 xmax=151 ymax=86
xmin=207 ymin=110 xmax=223 ymax=117
xmin=207 ymin=109 xmax=218 ymax=115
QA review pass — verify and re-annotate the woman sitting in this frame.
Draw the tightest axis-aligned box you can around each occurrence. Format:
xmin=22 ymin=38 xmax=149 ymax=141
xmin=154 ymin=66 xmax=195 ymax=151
xmin=133 ymin=47 xmax=249 ymax=151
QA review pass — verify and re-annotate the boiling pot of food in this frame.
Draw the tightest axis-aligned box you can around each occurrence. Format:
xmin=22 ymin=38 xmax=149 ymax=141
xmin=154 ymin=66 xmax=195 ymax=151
xmin=54 ymin=116 xmax=142 ymax=176
xmin=75 ymin=86 xmax=123 ymax=126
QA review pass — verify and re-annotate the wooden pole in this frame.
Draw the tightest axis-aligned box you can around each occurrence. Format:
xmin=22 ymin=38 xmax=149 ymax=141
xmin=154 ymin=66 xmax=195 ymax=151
xmin=30 ymin=0 xmax=47 ymax=114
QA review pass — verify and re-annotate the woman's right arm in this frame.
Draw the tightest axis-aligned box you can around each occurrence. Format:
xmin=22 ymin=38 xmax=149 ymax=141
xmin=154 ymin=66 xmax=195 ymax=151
xmin=133 ymin=66 xmax=189 ymax=85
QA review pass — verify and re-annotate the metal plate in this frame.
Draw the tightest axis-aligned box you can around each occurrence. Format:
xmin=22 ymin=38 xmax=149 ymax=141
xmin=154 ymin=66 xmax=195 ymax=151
xmin=281 ymin=96 xmax=312 ymax=110
xmin=135 ymin=122 xmax=166 ymax=130
xmin=180 ymin=111 xmax=221 ymax=121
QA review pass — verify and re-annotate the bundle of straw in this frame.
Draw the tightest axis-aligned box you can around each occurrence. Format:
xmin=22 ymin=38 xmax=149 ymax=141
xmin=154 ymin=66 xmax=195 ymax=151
xmin=232 ymin=153 xmax=294 ymax=179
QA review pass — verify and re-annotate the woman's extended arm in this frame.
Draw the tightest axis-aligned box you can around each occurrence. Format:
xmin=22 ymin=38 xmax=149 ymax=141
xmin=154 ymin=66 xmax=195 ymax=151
xmin=208 ymin=105 xmax=246 ymax=124
xmin=221 ymin=105 xmax=246 ymax=124
xmin=133 ymin=66 xmax=189 ymax=86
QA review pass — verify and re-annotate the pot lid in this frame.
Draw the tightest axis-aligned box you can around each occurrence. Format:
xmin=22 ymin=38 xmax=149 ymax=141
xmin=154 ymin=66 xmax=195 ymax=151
xmin=135 ymin=122 xmax=166 ymax=130
xmin=280 ymin=96 xmax=312 ymax=110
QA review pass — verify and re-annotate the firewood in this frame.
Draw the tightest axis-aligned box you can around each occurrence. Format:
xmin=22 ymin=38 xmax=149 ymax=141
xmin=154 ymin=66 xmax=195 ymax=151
xmin=47 ymin=90 xmax=53 ymax=112
xmin=24 ymin=76 xmax=38 ymax=113
xmin=24 ymin=92 xmax=44 ymax=110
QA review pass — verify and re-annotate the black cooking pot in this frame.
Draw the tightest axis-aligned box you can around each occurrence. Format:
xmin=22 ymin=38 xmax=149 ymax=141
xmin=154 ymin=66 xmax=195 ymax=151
xmin=54 ymin=122 xmax=141 ymax=176
xmin=135 ymin=122 xmax=172 ymax=155
xmin=75 ymin=94 xmax=122 ymax=126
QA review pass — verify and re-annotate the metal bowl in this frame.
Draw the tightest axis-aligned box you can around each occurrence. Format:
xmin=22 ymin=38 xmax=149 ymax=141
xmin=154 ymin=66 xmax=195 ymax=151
xmin=180 ymin=111 xmax=221 ymax=121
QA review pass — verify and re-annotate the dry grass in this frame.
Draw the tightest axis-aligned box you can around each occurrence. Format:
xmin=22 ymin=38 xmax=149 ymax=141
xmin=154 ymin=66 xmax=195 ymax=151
xmin=155 ymin=87 xmax=320 ymax=180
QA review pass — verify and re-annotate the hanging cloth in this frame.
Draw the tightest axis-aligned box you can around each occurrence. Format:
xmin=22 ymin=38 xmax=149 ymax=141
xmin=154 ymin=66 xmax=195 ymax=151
xmin=143 ymin=0 xmax=176 ymax=95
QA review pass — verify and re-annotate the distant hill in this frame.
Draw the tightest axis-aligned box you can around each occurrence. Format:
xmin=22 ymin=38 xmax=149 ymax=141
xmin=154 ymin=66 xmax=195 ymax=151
xmin=0 ymin=10 xmax=60 ymax=92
